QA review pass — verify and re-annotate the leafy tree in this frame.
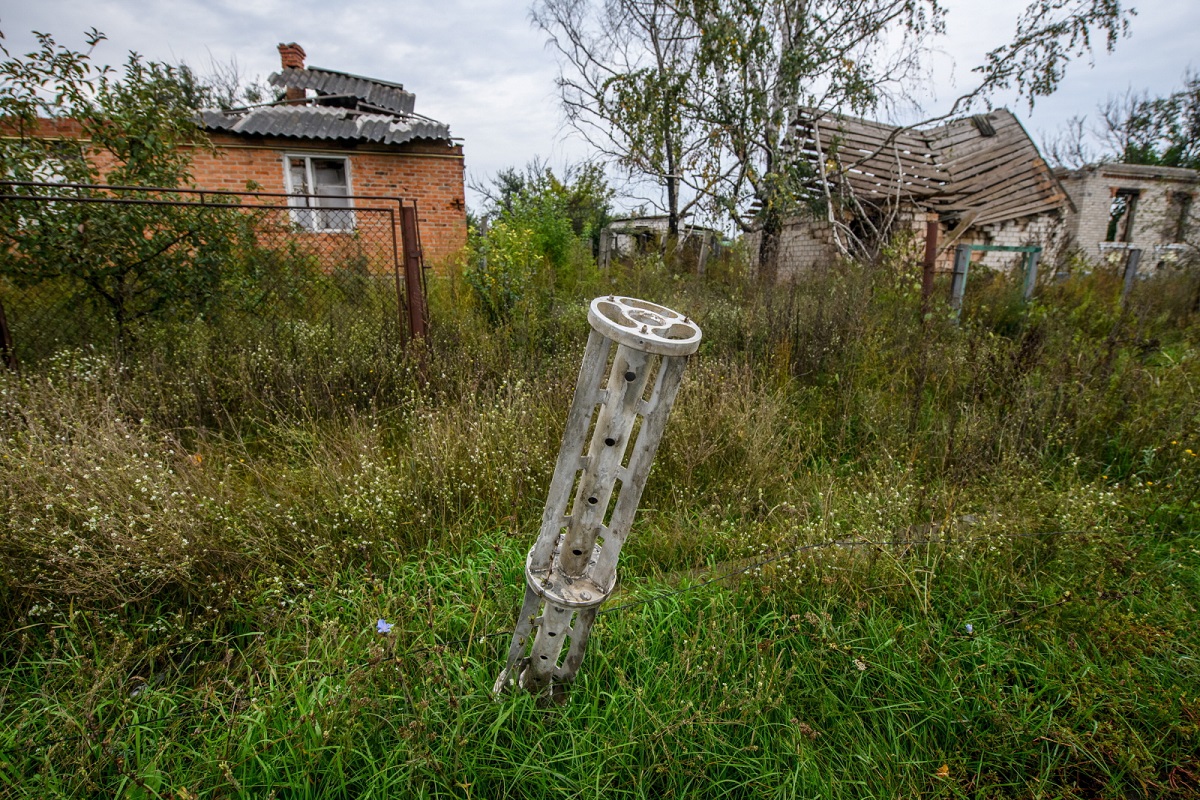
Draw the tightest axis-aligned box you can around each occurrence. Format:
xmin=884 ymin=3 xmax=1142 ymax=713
xmin=1046 ymin=72 xmax=1200 ymax=170
xmin=467 ymin=161 xmax=612 ymax=322
xmin=0 ymin=29 xmax=253 ymax=343
xmin=472 ymin=159 xmax=613 ymax=246
xmin=531 ymin=0 xmax=712 ymax=241
xmin=683 ymin=0 xmax=950 ymax=279
xmin=0 ymin=29 xmax=210 ymax=186
xmin=535 ymin=0 xmax=1133 ymax=280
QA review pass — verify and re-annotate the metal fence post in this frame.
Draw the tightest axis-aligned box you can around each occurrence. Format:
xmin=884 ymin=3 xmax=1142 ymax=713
xmin=1022 ymin=249 xmax=1041 ymax=302
xmin=399 ymin=204 xmax=428 ymax=339
xmin=950 ymin=245 xmax=971 ymax=320
xmin=494 ymin=296 xmax=701 ymax=698
xmin=921 ymin=220 xmax=939 ymax=316
xmin=1120 ymin=248 xmax=1143 ymax=308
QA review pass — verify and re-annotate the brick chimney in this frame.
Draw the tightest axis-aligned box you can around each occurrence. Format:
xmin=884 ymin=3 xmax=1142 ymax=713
xmin=277 ymin=42 xmax=307 ymax=104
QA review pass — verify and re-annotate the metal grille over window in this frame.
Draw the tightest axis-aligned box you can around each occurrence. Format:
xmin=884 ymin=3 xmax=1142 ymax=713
xmin=288 ymin=156 xmax=354 ymax=232
xmin=493 ymin=296 xmax=701 ymax=699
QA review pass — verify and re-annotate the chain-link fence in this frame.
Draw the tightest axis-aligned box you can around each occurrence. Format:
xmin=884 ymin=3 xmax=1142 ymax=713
xmin=0 ymin=182 xmax=429 ymax=368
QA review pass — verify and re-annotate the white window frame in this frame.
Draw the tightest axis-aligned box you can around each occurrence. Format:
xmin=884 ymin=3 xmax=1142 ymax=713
xmin=284 ymin=154 xmax=356 ymax=233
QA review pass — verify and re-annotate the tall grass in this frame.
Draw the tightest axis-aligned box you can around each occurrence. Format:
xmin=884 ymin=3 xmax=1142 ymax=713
xmin=1 ymin=255 xmax=1198 ymax=797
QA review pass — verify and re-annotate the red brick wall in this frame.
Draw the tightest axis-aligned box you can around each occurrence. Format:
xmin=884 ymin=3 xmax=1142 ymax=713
xmin=189 ymin=135 xmax=467 ymax=265
xmin=15 ymin=120 xmax=468 ymax=266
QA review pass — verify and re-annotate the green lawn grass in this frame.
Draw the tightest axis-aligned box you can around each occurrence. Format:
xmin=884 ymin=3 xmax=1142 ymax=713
xmin=3 ymin=526 xmax=1197 ymax=798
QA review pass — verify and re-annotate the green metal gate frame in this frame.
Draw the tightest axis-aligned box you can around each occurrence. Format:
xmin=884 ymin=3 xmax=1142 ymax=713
xmin=950 ymin=244 xmax=1042 ymax=319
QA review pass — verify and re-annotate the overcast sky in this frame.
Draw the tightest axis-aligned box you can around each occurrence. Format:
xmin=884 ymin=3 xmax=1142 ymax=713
xmin=1 ymin=1 xmax=1195 ymax=213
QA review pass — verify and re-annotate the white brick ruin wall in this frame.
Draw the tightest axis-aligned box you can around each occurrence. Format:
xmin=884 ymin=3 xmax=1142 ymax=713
xmin=953 ymin=213 xmax=1069 ymax=275
xmin=1058 ymin=166 xmax=1199 ymax=272
xmin=754 ymin=211 xmax=1069 ymax=280
xmin=745 ymin=219 xmax=841 ymax=280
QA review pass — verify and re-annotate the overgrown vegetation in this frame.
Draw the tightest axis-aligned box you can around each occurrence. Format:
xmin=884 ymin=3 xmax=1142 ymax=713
xmin=466 ymin=162 xmax=611 ymax=324
xmin=2 ymin=23 xmax=1195 ymax=794
xmin=1 ymin=237 xmax=1198 ymax=796
xmin=0 ymin=30 xmax=278 ymax=344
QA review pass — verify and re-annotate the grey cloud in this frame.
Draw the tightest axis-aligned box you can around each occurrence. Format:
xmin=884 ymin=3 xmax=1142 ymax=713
xmin=2 ymin=0 xmax=1196 ymax=210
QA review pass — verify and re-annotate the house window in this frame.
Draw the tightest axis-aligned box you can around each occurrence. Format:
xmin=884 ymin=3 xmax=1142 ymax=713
xmin=1170 ymin=192 xmax=1193 ymax=242
xmin=1105 ymin=188 xmax=1139 ymax=243
xmin=6 ymin=141 xmax=87 ymax=188
xmin=286 ymin=155 xmax=354 ymax=232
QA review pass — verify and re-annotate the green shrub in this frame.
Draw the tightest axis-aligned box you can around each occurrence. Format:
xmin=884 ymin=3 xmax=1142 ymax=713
xmin=466 ymin=164 xmax=608 ymax=324
xmin=1 ymin=243 xmax=1199 ymax=797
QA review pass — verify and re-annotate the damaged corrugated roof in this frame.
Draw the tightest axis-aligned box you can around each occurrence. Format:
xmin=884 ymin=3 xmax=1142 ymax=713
xmin=795 ymin=108 xmax=1070 ymax=227
xmin=270 ymin=66 xmax=416 ymax=115
xmin=199 ymin=106 xmax=451 ymax=146
xmin=200 ymin=66 xmax=451 ymax=146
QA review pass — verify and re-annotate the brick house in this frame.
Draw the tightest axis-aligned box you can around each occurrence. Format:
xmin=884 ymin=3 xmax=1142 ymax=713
xmin=1056 ymin=162 xmax=1198 ymax=272
xmin=193 ymin=43 xmax=467 ymax=264
xmin=21 ymin=43 xmax=467 ymax=266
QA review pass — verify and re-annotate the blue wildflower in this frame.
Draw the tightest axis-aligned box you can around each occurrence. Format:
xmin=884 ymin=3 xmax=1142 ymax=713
xmin=376 ymin=619 xmax=393 ymax=634
xmin=964 ymin=623 xmax=974 ymax=634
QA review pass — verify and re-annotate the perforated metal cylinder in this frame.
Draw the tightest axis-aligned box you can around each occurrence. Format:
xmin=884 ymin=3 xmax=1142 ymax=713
xmin=493 ymin=296 xmax=701 ymax=696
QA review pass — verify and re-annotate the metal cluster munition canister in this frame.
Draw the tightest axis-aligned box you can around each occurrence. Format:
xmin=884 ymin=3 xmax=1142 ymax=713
xmin=494 ymin=296 xmax=702 ymax=696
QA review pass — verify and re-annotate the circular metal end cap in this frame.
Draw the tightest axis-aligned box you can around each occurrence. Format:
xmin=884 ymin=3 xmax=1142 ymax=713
xmin=525 ymin=546 xmax=614 ymax=609
xmin=587 ymin=296 xmax=702 ymax=356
